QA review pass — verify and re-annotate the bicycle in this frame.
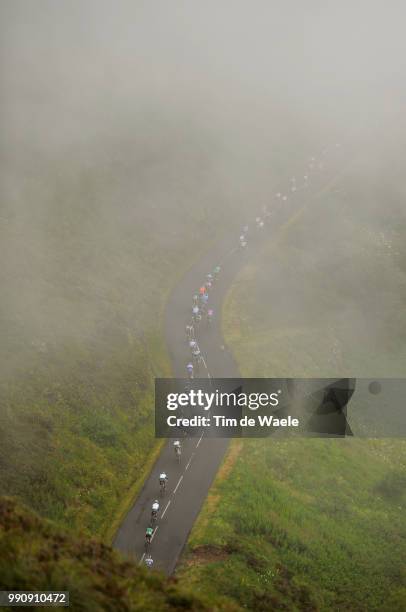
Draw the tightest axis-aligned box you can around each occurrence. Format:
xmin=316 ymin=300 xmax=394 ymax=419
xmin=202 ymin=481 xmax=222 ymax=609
xmin=145 ymin=529 xmax=153 ymax=551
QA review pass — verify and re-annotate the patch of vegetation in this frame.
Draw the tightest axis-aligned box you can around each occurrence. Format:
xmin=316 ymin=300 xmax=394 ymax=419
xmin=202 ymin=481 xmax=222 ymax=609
xmin=179 ymin=438 xmax=406 ymax=611
xmin=0 ymin=496 xmax=235 ymax=611
xmin=0 ymin=130 xmax=240 ymax=536
xmin=177 ymin=153 xmax=406 ymax=610
xmin=0 ymin=120 xmax=311 ymax=537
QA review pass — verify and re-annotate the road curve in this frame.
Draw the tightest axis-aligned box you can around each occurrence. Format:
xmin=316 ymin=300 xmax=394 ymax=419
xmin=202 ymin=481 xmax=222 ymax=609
xmin=113 ymin=145 xmax=345 ymax=574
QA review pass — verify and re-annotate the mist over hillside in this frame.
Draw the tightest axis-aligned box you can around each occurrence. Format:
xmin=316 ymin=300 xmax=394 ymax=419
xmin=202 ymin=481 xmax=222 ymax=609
xmin=0 ymin=2 xmax=405 ymax=605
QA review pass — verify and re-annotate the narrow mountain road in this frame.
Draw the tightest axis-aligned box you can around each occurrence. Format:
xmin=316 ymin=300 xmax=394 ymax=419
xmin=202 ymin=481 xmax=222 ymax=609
xmin=114 ymin=145 xmax=346 ymax=574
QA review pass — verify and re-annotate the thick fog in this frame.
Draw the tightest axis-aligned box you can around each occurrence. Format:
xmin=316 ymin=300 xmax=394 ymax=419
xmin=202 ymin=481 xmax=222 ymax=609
xmin=1 ymin=0 xmax=406 ymax=377
xmin=2 ymin=1 xmax=406 ymax=152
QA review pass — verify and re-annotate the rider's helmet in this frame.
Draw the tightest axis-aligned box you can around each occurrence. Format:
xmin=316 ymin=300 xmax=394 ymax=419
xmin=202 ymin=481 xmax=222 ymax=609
xmin=160 ymin=472 xmax=167 ymax=479
xmin=145 ymin=556 xmax=153 ymax=567
xmin=174 ymin=440 xmax=180 ymax=446
xmin=214 ymin=265 xmax=221 ymax=273
xmin=208 ymin=309 xmax=214 ymax=316
xmin=187 ymin=362 xmax=193 ymax=370
xmin=192 ymin=306 xmax=199 ymax=314
xmin=240 ymin=234 xmax=245 ymax=241
xmin=199 ymin=286 xmax=206 ymax=295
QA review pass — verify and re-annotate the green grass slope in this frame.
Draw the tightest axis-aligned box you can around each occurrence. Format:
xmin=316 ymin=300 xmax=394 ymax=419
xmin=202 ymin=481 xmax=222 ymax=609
xmin=0 ymin=132 xmax=233 ymax=536
xmin=177 ymin=155 xmax=406 ymax=611
xmin=0 ymin=496 xmax=236 ymax=612
xmin=0 ymin=120 xmax=313 ymax=537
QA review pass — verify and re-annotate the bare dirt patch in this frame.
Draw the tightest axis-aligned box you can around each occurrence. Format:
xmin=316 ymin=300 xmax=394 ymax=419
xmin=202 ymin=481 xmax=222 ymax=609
xmin=185 ymin=544 xmax=232 ymax=566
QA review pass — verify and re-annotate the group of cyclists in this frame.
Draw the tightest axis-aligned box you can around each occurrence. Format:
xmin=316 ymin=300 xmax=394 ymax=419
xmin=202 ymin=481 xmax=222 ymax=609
xmin=185 ymin=266 xmax=220 ymax=378
xmin=143 ymin=441 xmax=182 ymax=566
xmin=142 ymin=146 xmax=336 ymax=568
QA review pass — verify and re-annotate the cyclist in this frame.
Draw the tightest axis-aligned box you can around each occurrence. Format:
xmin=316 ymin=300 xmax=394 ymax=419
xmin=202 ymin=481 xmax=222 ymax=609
xmin=186 ymin=362 xmax=194 ymax=378
xmin=192 ymin=306 xmax=200 ymax=323
xmin=192 ymin=294 xmax=199 ymax=306
xmin=145 ymin=526 xmax=153 ymax=545
xmin=174 ymin=440 xmax=181 ymax=460
xmin=189 ymin=338 xmax=197 ymax=352
xmin=151 ymin=500 xmax=160 ymax=516
xmin=192 ymin=345 xmax=201 ymax=366
xmin=213 ymin=265 xmax=221 ymax=281
xmin=240 ymin=235 xmax=247 ymax=249
xmin=243 ymin=225 xmax=249 ymax=234
xmin=205 ymin=280 xmax=212 ymax=292
xmin=185 ymin=324 xmax=194 ymax=340
xmin=200 ymin=292 xmax=209 ymax=306
xmin=199 ymin=286 xmax=206 ymax=296
xmin=206 ymin=273 xmax=213 ymax=283
xmin=207 ymin=308 xmax=214 ymax=325
xmin=159 ymin=472 xmax=168 ymax=491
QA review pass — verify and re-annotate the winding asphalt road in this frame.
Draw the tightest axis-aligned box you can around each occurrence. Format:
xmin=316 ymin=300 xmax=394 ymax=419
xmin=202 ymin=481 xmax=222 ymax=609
xmin=113 ymin=144 xmax=346 ymax=574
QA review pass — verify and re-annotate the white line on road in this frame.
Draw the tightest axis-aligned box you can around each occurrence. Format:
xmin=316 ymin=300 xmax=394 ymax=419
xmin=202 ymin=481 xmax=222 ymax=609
xmin=196 ymin=431 xmax=204 ymax=448
xmin=219 ymin=247 xmax=238 ymax=265
xmin=161 ymin=500 xmax=171 ymax=518
xmin=201 ymin=355 xmax=212 ymax=379
xmin=185 ymin=454 xmax=194 ymax=470
xmin=151 ymin=526 xmax=159 ymax=542
xmin=173 ymin=475 xmax=183 ymax=494
xmin=139 ymin=553 xmax=145 ymax=565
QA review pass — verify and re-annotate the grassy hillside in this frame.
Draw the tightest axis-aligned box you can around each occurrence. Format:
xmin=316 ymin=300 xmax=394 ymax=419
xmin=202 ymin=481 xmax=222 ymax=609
xmin=177 ymin=154 xmax=406 ymax=611
xmin=0 ymin=127 xmax=244 ymax=537
xmin=0 ymin=496 xmax=236 ymax=611
xmin=0 ymin=115 xmax=315 ymax=538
